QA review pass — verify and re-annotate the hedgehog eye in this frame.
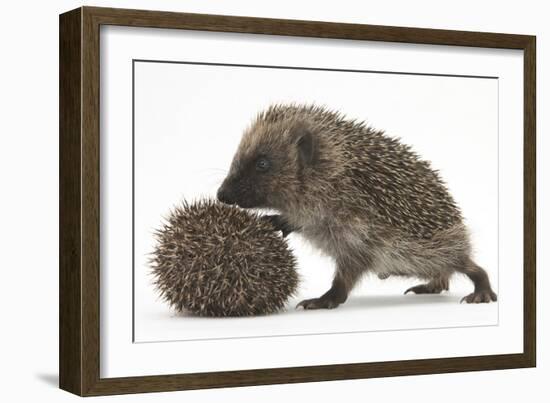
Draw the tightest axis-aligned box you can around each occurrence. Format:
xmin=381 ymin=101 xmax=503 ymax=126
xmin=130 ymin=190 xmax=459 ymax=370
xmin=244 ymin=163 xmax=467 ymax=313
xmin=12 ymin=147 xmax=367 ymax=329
xmin=255 ymin=157 xmax=270 ymax=172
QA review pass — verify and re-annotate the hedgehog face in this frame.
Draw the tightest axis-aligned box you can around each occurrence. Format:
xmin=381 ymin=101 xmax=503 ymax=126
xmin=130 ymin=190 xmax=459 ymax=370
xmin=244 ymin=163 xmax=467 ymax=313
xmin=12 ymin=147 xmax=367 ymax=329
xmin=216 ymin=153 xmax=272 ymax=208
xmin=217 ymin=119 xmax=317 ymax=211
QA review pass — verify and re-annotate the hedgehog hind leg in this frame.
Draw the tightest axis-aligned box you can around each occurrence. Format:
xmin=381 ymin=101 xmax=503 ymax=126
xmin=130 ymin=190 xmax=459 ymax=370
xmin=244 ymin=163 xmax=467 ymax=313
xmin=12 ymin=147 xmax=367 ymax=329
xmin=458 ymin=259 xmax=497 ymax=303
xmin=404 ymin=275 xmax=449 ymax=295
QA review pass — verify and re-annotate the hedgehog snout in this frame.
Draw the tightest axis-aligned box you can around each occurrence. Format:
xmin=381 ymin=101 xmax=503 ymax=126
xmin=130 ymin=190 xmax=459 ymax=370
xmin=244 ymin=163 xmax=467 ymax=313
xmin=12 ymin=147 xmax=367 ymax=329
xmin=217 ymin=181 xmax=236 ymax=205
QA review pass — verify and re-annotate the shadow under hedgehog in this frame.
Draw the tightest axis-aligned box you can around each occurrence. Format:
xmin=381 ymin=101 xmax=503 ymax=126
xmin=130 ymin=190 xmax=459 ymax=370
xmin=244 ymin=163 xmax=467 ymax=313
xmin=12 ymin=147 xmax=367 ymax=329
xmin=217 ymin=104 xmax=497 ymax=310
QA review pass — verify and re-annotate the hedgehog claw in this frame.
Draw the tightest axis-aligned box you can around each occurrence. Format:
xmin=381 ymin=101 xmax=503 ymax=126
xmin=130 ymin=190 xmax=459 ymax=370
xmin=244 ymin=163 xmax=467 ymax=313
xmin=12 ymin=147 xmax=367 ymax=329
xmin=460 ymin=290 xmax=497 ymax=304
xmin=296 ymin=297 xmax=340 ymax=310
xmin=404 ymin=284 xmax=443 ymax=295
xmin=262 ymin=215 xmax=297 ymax=238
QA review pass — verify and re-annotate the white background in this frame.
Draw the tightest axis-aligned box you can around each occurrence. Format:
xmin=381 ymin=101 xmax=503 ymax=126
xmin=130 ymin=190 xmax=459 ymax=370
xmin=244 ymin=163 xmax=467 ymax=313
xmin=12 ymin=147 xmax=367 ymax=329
xmin=103 ymin=24 xmax=522 ymax=378
xmin=0 ymin=0 xmax=547 ymax=402
xmin=132 ymin=59 xmax=500 ymax=343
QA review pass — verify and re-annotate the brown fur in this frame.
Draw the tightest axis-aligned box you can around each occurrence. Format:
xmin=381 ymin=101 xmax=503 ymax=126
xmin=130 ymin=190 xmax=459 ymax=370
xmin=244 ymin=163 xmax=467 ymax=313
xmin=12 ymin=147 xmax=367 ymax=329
xmin=218 ymin=104 xmax=497 ymax=308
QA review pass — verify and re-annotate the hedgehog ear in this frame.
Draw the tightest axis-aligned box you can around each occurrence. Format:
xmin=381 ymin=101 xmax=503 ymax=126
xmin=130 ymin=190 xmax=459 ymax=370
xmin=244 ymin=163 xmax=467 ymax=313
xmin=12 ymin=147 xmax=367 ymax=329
xmin=294 ymin=126 xmax=317 ymax=166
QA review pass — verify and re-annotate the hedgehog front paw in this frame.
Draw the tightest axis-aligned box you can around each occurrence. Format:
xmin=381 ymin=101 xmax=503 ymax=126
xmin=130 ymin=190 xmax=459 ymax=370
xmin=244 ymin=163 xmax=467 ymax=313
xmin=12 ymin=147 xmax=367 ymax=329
xmin=262 ymin=215 xmax=295 ymax=238
xmin=460 ymin=290 xmax=497 ymax=303
xmin=296 ymin=296 xmax=341 ymax=310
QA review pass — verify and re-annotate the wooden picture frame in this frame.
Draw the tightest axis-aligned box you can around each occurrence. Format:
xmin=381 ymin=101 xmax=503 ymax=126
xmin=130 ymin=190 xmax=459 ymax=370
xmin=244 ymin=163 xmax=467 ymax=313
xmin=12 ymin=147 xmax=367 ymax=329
xmin=59 ymin=6 xmax=536 ymax=396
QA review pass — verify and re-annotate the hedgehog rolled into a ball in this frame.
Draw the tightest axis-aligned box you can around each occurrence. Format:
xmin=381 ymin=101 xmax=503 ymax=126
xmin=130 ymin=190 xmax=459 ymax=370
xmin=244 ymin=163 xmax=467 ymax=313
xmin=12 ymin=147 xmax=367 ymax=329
xmin=150 ymin=199 xmax=299 ymax=317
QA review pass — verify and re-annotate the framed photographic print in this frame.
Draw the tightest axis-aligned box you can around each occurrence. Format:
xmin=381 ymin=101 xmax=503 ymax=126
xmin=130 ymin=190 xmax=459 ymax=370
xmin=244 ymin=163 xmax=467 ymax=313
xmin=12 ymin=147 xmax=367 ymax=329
xmin=59 ymin=6 xmax=536 ymax=396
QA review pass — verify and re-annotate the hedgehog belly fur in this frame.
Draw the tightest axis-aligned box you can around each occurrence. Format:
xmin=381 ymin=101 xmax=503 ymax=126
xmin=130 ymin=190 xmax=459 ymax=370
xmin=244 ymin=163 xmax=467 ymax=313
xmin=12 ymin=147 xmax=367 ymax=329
xmin=368 ymin=223 xmax=472 ymax=279
xmin=299 ymin=217 xmax=471 ymax=281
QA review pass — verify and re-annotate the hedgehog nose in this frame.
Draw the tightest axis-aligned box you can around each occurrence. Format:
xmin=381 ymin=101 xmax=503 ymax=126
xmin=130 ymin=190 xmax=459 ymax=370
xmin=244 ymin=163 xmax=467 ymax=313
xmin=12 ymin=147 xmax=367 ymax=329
xmin=217 ymin=185 xmax=236 ymax=205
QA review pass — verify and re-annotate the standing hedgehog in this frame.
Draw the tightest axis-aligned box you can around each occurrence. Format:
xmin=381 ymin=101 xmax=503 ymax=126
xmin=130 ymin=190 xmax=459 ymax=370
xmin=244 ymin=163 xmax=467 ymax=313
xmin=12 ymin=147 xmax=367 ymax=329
xmin=217 ymin=104 xmax=497 ymax=309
